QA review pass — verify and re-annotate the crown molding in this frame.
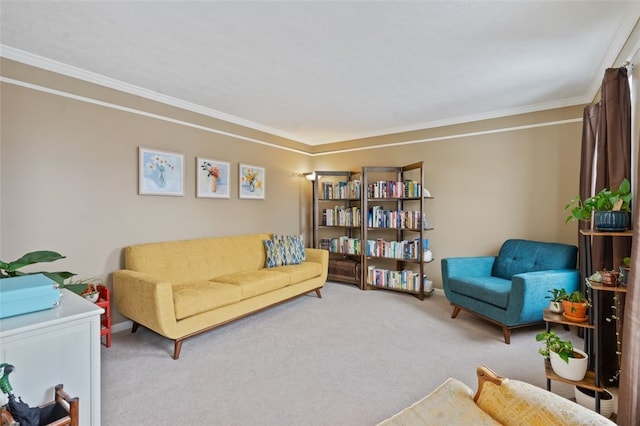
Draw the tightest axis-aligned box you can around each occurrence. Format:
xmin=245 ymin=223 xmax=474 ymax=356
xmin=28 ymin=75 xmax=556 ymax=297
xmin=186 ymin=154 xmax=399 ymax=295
xmin=0 ymin=45 xmax=311 ymax=145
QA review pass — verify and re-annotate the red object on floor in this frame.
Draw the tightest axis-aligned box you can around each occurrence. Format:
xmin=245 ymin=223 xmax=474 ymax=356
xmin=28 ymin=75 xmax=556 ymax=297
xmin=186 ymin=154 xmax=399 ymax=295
xmin=96 ymin=284 xmax=112 ymax=347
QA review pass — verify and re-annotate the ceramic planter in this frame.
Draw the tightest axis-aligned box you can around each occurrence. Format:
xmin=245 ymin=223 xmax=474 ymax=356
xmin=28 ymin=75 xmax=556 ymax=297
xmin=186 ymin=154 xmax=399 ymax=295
xmin=595 ymin=210 xmax=629 ymax=231
xmin=548 ymin=301 xmax=564 ymax=313
xmin=574 ymin=386 xmax=615 ymax=418
xmin=549 ymin=348 xmax=588 ymax=381
xmin=619 ymin=266 xmax=630 ymax=286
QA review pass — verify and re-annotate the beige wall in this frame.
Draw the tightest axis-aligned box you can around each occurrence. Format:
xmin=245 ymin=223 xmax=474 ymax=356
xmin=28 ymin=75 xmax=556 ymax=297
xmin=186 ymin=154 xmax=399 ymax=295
xmin=0 ymin=59 xmax=586 ymax=325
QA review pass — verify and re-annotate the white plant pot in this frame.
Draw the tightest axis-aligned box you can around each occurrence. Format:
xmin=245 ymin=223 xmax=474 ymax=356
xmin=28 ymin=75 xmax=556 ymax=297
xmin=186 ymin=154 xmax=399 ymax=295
xmin=548 ymin=301 xmax=564 ymax=313
xmin=549 ymin=348 xmax=588 ymax=381
xmin=574 ymin=386 xmax=615 ymax=419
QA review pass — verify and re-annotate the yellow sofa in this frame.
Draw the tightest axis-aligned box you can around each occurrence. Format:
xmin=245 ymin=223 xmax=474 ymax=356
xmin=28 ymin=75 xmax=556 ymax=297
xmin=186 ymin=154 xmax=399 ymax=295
xmin=113 ymin=233 xmax=328 ymax=359
xmin=378 ymin=367 xmax=615 ymax=426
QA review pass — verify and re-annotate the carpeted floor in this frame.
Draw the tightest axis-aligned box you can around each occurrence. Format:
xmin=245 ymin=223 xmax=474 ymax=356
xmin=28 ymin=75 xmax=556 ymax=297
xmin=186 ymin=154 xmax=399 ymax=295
xmin=101 ymin=282 xmax=581 ymax=425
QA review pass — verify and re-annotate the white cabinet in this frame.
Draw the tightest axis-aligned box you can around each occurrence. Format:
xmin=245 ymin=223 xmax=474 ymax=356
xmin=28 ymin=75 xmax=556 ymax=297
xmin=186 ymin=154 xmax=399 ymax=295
xmin=0 ymin=289 xmax=102 ymax=425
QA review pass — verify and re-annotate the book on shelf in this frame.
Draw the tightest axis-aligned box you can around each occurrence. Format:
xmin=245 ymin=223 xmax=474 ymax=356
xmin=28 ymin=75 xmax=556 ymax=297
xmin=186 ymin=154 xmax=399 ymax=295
xmin=365 ymin=238 xmax=429 ymax=261
xmin=322 ymin=206 xmax=361 ymax=227
xmin=366 ymin=180 xmax=422 ymax=199
xmin=320 ymin=236 xmax=361 ymax=255
xmin=321 ymin=180 xmax=361 ymax=200
xmin=366 ymin=265 xmax=424 ymax=292
xmin=367 ymin=206 xmax=422 ymax=229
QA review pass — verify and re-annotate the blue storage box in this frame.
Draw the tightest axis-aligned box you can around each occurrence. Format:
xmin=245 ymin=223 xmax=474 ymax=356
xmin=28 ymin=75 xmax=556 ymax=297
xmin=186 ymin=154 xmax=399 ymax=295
xmin=0 ymin=274 xmax=61 ymax=319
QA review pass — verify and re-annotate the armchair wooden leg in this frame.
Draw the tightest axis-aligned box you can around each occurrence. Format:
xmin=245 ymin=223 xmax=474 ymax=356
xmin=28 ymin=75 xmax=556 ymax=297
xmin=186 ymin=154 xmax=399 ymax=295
xmin=451 ymin=306 xmax=461 ymax=319
xmin=502 ymin=327 xmax=511 ymax=344
xmin=131 ymin=322 xmax=139 ymax=333
xmin=315 ymin=288 xmax=322 ymax=298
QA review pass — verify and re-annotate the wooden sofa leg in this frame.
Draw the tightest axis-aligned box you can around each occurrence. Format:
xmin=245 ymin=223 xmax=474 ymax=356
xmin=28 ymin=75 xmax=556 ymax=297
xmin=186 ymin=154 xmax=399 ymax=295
xmin=173 ymin=339 xmax=183 ymax=360
xmin=451 ymin=306 xmax=461 ymax=319
xmin=502 ymin=327 xmax=511 ymax=344
xmin=131 ymin=322 xmax=139 ymax=333
xmin=315 ymin=288 xmax=322 ymax=298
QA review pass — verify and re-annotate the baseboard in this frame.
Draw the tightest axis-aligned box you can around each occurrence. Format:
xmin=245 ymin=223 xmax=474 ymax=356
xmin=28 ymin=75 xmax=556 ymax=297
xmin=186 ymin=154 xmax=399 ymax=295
xmin=111 ymin=320 xmax=133 ymax=334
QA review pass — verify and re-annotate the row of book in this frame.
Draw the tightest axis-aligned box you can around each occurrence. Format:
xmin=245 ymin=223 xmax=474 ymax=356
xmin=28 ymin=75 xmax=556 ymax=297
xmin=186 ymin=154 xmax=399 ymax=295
xmin=367 ymin=266 xmax=425 ymax=292
xmin=321 ymin=206 xmax=361 ymax=227
xmin=367 ymin=180 xmax=422 ymax=199
xmin=365 ymin=238 xmax=429 ymax=260
xmin=320 ymin=236 xmax=361 ymax=255
xmin=320 ymin=180 xmax=361 ymax=200
xmin=367 ymin=206 xmax=425 ymax=229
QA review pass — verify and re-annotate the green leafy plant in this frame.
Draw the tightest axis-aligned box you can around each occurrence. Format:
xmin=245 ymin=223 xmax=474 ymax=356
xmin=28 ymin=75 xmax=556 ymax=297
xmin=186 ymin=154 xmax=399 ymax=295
xmin=536 ymin=330 xmax=578 ymax=363
xmin=546 ymin=288 xmax=568 ymax=302
xmin=564 ymin=178 xmax=632 ymax=224
xmin=0 ymin=250 xmax=74 ymax=285
xmin=623 ymin=256 xmax=631 ymax=268
xmin=565 ymin=290 xmax=590 ymax=305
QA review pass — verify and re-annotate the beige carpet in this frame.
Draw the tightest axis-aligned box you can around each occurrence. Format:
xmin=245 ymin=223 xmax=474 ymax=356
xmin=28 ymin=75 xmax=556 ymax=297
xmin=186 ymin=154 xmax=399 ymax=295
xmin=101 ymin=282 xmax=580 ymax=425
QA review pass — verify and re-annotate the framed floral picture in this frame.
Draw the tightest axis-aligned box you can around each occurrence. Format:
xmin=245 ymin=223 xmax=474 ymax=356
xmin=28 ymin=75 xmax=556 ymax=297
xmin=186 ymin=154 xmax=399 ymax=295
xmin=138 ymin=147 xmax=184 ymax=196
xmin=197 ymin=158 xmax=230 ymax=199
xmin=239 ymin=164 xmax=265 ymax=199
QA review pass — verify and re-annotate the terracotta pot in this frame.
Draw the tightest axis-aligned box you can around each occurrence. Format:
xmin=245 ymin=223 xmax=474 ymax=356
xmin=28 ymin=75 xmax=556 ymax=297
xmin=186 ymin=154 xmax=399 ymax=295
xmin=562 ymin=300 xmax=588 ymax=319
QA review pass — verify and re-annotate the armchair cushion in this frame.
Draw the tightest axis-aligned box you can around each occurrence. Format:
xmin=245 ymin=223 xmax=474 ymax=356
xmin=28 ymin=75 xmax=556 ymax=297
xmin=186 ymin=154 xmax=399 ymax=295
xmin=492 ymin=239 xmax=578 ymax=280
xmin=446 ymin=276 xmax=511 ymax=309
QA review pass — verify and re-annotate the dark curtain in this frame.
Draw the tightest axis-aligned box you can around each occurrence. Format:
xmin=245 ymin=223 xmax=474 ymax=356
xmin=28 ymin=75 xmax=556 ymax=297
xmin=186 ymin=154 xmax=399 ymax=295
xmin=579 ymin=68 xmax=632 ymax=390
xmin=618 ymin=81 xmax=640 ymax=425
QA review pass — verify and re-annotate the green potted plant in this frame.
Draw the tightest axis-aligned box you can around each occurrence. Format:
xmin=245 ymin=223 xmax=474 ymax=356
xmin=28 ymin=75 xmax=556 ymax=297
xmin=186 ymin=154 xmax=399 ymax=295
xmin=0 ymin=250 xmax=74 ymax=285
xmin=562 ymin=290 xmax=590 ymax=320
xmin=619 ymin=256 xmax=630 ymax=286
xmin=62 ymin=277 xmax=104 ymax=302
xmin=536 ymin=330 xmax=588 ymax=381
xmin=545 ymin=288 xmax=568 ymax=313
xmin=564 ymin=178 xmax=632 ymax=231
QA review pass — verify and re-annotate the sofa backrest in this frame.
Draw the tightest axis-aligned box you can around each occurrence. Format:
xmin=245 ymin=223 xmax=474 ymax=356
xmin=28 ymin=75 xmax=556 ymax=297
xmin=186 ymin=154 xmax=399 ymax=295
xmin=491 ymin=239 xmax=577 ymax=280
xmin=124 ymin=233 xmax=272 ymax=283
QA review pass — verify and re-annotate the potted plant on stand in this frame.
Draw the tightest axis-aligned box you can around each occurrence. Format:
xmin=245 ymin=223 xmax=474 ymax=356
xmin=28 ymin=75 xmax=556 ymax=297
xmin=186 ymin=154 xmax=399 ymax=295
xmin=546 ymin=288 xmax=567 ymax=313
xmin=561 ymin=290 xmax=591 ymax=321
xmin=536 ymin=330 xmax=588 ymax=381
xmin=564 ymin=178 xmax=632 ymax=231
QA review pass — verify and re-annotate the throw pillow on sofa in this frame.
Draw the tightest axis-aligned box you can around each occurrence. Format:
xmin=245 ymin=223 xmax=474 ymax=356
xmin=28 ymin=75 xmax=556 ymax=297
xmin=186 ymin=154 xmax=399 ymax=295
xmin=265 ymin=235 xmax=306 ymax=267
xmin=263 ymin=239 xmax=285 ymax=267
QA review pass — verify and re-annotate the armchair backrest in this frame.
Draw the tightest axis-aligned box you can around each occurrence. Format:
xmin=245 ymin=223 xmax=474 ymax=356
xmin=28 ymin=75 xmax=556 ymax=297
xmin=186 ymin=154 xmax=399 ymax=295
xmin=492 ymin=239 xmax=578 ymax=280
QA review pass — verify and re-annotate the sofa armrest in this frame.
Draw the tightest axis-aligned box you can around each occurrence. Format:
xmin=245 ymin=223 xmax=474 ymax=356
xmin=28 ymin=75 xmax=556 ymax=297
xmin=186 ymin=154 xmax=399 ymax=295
xmin=113 ymin=269 xmax=177 ymax=336
xmin=474 ymin=366 xmax=615 ymax=426
xmin=441 ymin=256 xmax=496 ymax=299
xmin=507 ymin=269 xmax=580 ymax=324
xmin=305 ymin=248 xmax=329 ymax=280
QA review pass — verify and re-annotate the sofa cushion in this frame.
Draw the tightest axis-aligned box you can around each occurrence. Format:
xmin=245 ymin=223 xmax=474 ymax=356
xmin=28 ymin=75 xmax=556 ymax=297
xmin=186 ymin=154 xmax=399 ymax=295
xmin=492 ymin=239 xmax=578 ymax=280
xmin=270 ymin=261 xmax=323 ymax=283
xmin=172 ymin=281 xmax=242 ymax=320
xmin=263 ymin=239 xmax=285 ymax=267
xmin=448 ymin=276 xmax=511 ymax=309
xmin=215 ymin=270 xmax=290 ymax=299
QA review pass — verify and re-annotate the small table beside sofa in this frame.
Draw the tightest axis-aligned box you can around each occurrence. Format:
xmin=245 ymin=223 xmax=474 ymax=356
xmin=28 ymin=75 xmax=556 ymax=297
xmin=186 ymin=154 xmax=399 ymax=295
xmin=113 ymin=233 xmax=328 ymax=359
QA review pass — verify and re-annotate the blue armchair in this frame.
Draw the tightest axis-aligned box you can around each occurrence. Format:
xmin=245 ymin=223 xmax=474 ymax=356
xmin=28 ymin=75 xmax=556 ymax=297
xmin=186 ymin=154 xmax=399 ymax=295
xmin=441 ymin=239 xmax=580 ymax=343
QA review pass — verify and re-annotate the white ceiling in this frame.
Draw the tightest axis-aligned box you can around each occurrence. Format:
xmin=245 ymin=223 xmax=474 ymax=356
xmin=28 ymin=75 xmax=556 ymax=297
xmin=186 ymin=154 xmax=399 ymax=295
xmin=1 ymin=1 xmax=640 ymax=145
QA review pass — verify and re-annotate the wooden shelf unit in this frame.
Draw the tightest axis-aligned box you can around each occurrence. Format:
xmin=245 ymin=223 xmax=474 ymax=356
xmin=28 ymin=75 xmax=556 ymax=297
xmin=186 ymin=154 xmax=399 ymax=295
xmin=311 ymin=163 xmax=434 ymax=299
